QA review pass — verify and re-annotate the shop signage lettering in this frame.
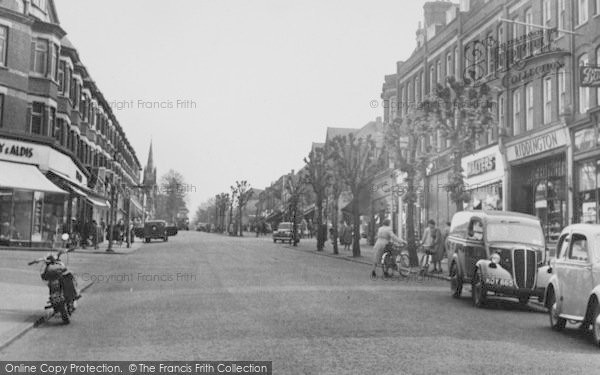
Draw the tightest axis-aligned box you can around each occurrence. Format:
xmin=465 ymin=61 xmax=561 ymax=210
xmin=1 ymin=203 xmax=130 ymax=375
xmin=502 ymin=61 xmax=564 ymax=88
xmin=0 ymin=143 xmax=34 ymax=158
xmin=513 ymin=132 xmax=559 ymax=159
xmin=580 ymin=65 xmax=600 ymax=87
xmin=467 ymin=156 xmax=496 ymax=177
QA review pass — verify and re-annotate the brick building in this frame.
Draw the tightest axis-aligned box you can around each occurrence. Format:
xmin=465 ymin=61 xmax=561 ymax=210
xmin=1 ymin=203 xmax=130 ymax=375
xmin=0 ymin=0 xmax=142 ymax=248
xmin=383 ymin=0 xmax=600 ymax=244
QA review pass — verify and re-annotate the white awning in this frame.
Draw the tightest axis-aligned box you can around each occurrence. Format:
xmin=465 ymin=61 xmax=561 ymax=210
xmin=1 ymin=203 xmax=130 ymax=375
xmin=0 ymin=161 xmax=67 ymax=194
xmin=87 ymin=196 xmax=110 ymax=208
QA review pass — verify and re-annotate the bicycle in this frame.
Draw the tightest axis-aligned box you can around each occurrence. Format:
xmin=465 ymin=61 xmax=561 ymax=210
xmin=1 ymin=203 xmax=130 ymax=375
xmin=370 ymin=241 xmax=409 ymax=280
xmin=419 ymin=246 xmax=435 ymax=276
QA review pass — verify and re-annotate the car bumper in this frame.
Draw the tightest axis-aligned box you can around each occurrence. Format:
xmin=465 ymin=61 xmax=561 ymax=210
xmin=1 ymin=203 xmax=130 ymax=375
xmin=484 ymin=284 xmax=545 ymax=298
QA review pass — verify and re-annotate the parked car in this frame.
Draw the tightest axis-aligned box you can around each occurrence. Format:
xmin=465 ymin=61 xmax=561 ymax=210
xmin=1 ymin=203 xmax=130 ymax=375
xmin=143 ymin=220 xmax=168 ymax=243
xmin=272 ymin=222 xmax=297 ymax=244
xmin=446 ymin=210 xmax=546 ymax=307
xmin=545 ymin=224 xmax=600 ymax=347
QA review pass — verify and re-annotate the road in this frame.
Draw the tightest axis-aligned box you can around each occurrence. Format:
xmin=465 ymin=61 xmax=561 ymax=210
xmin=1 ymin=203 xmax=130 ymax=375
xmin=2 ymin=231 xmax=600 ymax=374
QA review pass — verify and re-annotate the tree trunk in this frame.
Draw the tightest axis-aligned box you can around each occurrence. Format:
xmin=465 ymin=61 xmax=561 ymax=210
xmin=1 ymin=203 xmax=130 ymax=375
xmin=331 ymin=198 xmax=339 ymax=255
xmin=453 ymin=151 xmax=464 ymax=213
xmin=351 ymin=197 xmax=361 ymax=258
xmin=315 ymin=197 xmax=324 ymax=251
xmin=292 ymin=203 xmax=298 ymax=247
xmin=238 ymin=205 xmax=243 ymax=236
xmin=405 ymin=173 xmax=419 ymax=267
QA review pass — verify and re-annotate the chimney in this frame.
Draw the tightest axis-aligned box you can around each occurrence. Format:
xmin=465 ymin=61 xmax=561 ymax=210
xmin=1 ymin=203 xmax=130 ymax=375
xmin=416 ymin=21 xmax=425 ymax=47
xmin=423 ymin=1 xmax=454 ymax=27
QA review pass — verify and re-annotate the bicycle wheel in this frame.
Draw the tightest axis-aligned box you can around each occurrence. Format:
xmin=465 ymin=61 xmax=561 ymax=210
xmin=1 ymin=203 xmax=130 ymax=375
xmin=397 ymin=254 xmax=410 ymax=277
xmin=419 ymin=253 xmax=431 ymax=276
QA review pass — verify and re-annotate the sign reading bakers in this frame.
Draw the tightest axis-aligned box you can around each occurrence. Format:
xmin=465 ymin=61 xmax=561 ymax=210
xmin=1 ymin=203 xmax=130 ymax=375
xmin=580 ymin=64 xmax=600 ymax=87
xmin=506 ymin=128 xmax=568 ymax=162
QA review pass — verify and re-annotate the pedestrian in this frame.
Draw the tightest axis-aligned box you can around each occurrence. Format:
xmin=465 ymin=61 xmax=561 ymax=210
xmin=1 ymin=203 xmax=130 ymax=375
xmin=340 ymin=221 xmax=352 ymax=251
xmin=421 ymin=219 xmax=442 ymax=273
xmin=371 ymin=219 xmax=405 ymax=278
xmin=100 ymin=218 xmax=106 ymax=243
xmin=442 ymin=221 xmax=451 ymax=270
xmin=90 ymin=220 xmax=99 ymax=249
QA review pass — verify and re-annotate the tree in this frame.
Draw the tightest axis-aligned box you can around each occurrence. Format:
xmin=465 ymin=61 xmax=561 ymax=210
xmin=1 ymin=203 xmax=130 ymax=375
xmin=385 ymin=108 xmax=433 ymax=267
xmin=232 ymin=180 xmax=253 ymax=236
xmin=284 ymin=171 xmax=305 ymax=246
xmin=156 ymin=169 xmax=188 ymax=223
xmin=228 ymin=186 xmax=236 ymax=235
xmin=329 ymin=133 xmax=384 ymax=257
xmin=428 ymin=77 xmax=495 ymax=211
xmin=325 ymin=161 xmax=345 ymax=255
xmin=214 ymin=193 xmax=230 ymax=232
xmin=303 ymin=147 xmax=329 ymax=251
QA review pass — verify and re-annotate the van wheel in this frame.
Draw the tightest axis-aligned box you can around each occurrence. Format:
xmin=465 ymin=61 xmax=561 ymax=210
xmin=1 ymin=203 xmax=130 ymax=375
xmin=145 ymin=238 xmax=150 ymax=243
xmin=450 ymin=263 xmax=462 ymax=298
xmin=472 ymin=270 xmax=486 ymax=308
xmin=592 ymin=302 xmax=600 ymax=347
xmin=548 ymin=289 xmax=566 ymax=331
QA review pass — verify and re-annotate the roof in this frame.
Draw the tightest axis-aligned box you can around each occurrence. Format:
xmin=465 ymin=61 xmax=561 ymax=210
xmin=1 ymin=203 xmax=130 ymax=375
xmin=463 ymin=210 xmax=541 ymax=223
xmin=326 ymin=127 xmax=356 ymax=142
xmin=561 ymin=224 xmax=600 ymax=234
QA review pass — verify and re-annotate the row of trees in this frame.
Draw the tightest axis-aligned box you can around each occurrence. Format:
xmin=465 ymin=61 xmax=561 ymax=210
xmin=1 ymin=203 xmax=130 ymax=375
xmin=193 ymin=180 xmax=254 ymax=236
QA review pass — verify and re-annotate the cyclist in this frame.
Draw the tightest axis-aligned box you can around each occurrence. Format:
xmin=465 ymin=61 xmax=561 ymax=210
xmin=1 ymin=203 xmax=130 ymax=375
xmin=371 ymin=219 xmax=406 ymax=278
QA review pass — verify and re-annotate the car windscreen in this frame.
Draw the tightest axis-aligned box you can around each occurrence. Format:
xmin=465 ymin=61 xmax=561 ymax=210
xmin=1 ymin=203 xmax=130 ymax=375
xmin=278 ymin=223 xmax=292 ymax=230
xmin=487 ymin=222 xmax=544 ymax=246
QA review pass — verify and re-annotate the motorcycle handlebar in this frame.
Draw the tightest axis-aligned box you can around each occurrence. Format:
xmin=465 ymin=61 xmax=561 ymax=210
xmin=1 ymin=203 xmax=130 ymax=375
xmin=28 ymin=259 xmax=43 ymax=265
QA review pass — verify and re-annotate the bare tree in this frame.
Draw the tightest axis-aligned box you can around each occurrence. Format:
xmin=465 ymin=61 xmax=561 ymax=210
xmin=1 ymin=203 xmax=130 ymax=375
xmin=285 ymin=171 xmax=304 ymax=246
xmin=303 ymin=147 xmax=329 ymax=251
xmin=329 ymin=133 xmax=384 ymax=257
xmin=233 ymin=180 xmax=254 ymax=236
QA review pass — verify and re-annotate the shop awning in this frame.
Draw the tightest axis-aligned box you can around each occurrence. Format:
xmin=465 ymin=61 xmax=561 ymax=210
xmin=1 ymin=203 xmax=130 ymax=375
xmin=0 ymin=161 xmax=67 ymax=194
xmin=87 ymin=196 xmax=110 ymax=208
xmin=46 ymin=171 xmax=90 ymax=197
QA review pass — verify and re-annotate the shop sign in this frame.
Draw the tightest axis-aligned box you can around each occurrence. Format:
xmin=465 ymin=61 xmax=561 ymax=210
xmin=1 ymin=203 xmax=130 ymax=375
xmin=0 ymin=142 xmax=34 ymax=159
xmin=580 ymin=65 xmax=600 ymax=87
xmin=467 ymin=155 xmax=496 ymax=177
xmin=506 ymin=129 xmax=568 ymax=162
xmin=501 ymin=60 xmax=564 ymax=88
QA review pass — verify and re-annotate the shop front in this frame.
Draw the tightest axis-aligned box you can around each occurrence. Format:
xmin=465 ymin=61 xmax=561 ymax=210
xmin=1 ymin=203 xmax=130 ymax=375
xmin=461 ymin=145 xmax=505 ymax=211
xmin=506 ymin=126 xmax=569 ymax=244
xmin=573 ymin=117 xmax=600 ymax=224
xmin=425 ymin=154 xmax=453 ymax=229
xmin=0 ymin=137 xmax=90 ymax=248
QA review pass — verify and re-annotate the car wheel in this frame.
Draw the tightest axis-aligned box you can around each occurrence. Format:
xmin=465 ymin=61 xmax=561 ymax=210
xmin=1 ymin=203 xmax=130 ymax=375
xmin=472 ymin=270 xmax=486 ymax=308
xmin=450 ymin=263 xmax=462 ymax=298
xmin=592 ymin=302 xmax=600 ymax=347
xmin=548 ymin=289 xmax=566 ymax=331
xmin=145 ymin=238 xmax=150 ymax=243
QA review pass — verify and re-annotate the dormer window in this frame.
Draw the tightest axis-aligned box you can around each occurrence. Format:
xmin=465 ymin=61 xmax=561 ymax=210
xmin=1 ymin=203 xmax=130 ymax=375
xmin=31 ymin=0 xmax=47 ymax=13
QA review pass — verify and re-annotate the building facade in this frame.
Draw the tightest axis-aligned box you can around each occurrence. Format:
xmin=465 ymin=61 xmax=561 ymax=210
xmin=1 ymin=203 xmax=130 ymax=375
xmin=383 ymin=0 xmax=600 ymax=244
xmin=0 ymin=0 xmax=142 ymax=248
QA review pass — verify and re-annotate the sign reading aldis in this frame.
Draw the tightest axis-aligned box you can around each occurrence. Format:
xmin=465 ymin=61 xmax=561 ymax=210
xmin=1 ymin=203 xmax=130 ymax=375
xmin=0 ymin=142 xmax=33 ymax=158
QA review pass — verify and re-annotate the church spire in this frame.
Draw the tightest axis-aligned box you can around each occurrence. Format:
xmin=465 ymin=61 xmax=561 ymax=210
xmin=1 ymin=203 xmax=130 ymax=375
xmin=146 ymin=140 xmax=154 ymax=171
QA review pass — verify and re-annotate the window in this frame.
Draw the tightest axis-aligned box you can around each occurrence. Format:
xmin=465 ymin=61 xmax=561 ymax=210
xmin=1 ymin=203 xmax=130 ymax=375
xmin=558 ymin=67 xmax=566 ymax=114
xmin=497 ymin=25 xmax=505 ymax=70
xmin=580 ymin=54 xmax=590 ymax=113
xmin=437 ymin=60 xmax=442 ymax=83
xmin=526 ymin=84 xmax=533 ymax=131
xmin=389 ymin=95 xmax=397 ymax=120
xmin=487 ymin=33 xmax=494 ymax=76
xmin=525 ymin=9 xmax=533 ymax=56
xmin=596 ymin=0 xmax=600 ymax=14
xmin=578 ymin=0 xmax=589 ymax=25
xmin=454 ymin=47 xmax=459 ymax=78
xmin=30 ymin=102 xmax=44 ymax=135
xmin=31 ymin=38 xmax=47 ymax=75
xmin=53 ymin=117 xmax=62 ymax=143
xmin=597 ymin=48 xmax=600 ymax=107
xmin=498 ymin=94 xmax=505 ymax=131
xmin=0 ymin=26 xmax=7 ymax=67
xmin=569 ymin=233 xmax=589 ymax=261
xmin=513 ymin=90 xmax=521 ymax=135
xmin=57 ymin=61 xmax=65 ymax=93
xmin=558 ymin=0 xmax=566 ymax=36
xmin=420 ymin=72 xmax=425 ymax=102
xmin=430 ymin=65 xmax=435 ymax=93
xmin=48 ymin=107 xmax=55 ymax=138
xmin=446 ymin=53 xmax=452 ymax=79
xmin=0 ymin=94 xmax=4 ymax=127
xmin=50 ymin=43 xmax=58 ymax=80
xmin=557 ymin=234 xmax=570 ymax=258
xmin=543 ymin=76 xmax=552 ymax=124
xmin=543 ymin=0 xmax=552 ymax=26
xmin=32 ymin=0 xmax=47 ymax=11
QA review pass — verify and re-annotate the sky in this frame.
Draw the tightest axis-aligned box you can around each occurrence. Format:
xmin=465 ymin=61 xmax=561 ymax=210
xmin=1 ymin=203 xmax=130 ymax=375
xmin=55 ymin=0 xmax=428 ymax=213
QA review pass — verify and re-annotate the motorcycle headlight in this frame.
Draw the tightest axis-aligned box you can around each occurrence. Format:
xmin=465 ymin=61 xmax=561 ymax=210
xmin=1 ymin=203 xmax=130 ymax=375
xmin=61 ymin=233 xmax=69 ymax=241
xmin=491 ymin=253 xmax=500 ymax=264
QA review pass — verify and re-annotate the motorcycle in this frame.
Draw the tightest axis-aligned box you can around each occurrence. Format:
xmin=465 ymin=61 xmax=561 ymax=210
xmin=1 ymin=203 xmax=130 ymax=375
xmin=28 ymin=233 xmax=80 ymax=324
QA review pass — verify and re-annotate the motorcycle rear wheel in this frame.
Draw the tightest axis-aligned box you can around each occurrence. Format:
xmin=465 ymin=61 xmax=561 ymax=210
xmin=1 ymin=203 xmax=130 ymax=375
xmin=55 ymin=303 xmax=70 ymax=324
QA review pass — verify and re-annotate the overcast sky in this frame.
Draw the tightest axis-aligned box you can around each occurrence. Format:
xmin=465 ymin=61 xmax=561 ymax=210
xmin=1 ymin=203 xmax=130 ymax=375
xmin=56 ymin=0 xmax=428 ymax=213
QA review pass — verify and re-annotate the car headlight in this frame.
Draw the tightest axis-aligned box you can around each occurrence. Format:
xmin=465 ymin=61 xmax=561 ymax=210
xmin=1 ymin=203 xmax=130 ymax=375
xmin=491 ymin=253 xmax=500 ymax=264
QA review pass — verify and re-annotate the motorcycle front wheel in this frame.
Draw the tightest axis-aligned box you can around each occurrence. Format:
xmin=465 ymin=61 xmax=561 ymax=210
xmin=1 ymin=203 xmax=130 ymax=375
xmin=54 ymin=303 xmax=70 ymax=324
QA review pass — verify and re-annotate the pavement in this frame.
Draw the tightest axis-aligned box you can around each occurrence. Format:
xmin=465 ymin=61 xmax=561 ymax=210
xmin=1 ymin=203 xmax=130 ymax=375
xmin=0 ymin=239 xmax=143 ymax=351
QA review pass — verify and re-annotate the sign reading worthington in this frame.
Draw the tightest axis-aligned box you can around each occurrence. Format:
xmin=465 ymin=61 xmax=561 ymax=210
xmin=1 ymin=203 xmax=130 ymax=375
xmin=506 ymin=128 xmax=568 ymax=162
xmin=580 ymin=65 xmax=600 ymax=87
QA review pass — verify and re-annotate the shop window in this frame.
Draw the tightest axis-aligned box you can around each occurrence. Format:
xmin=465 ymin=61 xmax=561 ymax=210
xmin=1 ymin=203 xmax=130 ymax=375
xmin=577 ymin=160 xmax=598 ymax=223
xmin=0 ymin=189 xmax=12 ymax=245
xmin=574 ymin=127 xmax=597 ymax=152
xmin=42 ymin=193 xmax=65 ymax=243
xmin=12 ymin=190 xmax=32 ymax=244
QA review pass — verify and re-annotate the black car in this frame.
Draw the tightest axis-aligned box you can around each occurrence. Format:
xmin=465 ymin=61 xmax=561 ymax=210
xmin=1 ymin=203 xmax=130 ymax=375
xmin=143 ymin=220 xmax=168 ymax=243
